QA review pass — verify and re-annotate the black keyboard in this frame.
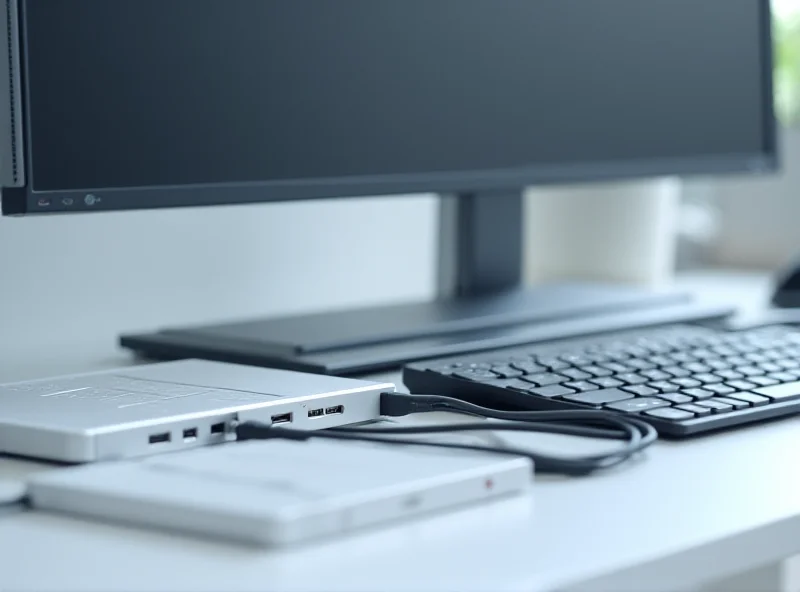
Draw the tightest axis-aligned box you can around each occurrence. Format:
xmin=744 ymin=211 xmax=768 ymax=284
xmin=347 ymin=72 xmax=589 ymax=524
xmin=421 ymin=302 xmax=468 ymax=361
xmin=403 ymin=324 xmax=800 ymax=436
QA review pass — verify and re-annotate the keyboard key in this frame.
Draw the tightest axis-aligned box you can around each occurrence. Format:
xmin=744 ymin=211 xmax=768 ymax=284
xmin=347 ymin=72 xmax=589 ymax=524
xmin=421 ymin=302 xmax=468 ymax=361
xmin=777 ymin=359 xmax=800 ymax=370
xmin=648 ymin=381 xmax=680 ymax=393
xmin=507 ymin=355 xmax=535 ymax=364
xmin=641 ymin=369 xmax=672 ymax=381
xmin=583 ymin=353 xmax=612 ymax=364
xmin=693 ymin=373 xmax=724 ymax=385
xmin=605 ymin=397 xmax=671 ymax=413
xmin=768 ymin=372 xmax=797 ymax=383
xmin=731 ymin=343 xmax=758 ymax=354
xmin=625 ymin=359 xmax=657 ymax=371
xmin=681 ymin=387 xmax=714 ymax=400
xmin=706 ymin=358 xmax=732 ymax=371
xmin=645 ymin=407 xmax=695 ymax=421
xmin=712 ymin=396 xmax=749 ymax=410
xmin=621 ymin=346 xmax=650 ymax=358
xmin=725 ymin=392 xmax=770 ymax=407
xmin=758 ymin=362 xmax=783 ymax=374
xmin=510 ymin=361 xmax=548 ymax=374
xmin=453 ymin=370 xmax=498 ymax=382
xmin=715 ymin=369 xmax=744 ymax=381
xmin=590 ymin=376 xmax=624 ymax=389
xmin=621 ymin=385 xmax=658 ymax=397
xmin=726 ymin=379 xmax=758 ymax=391
xmin=648 ymin=355 xmax=674 ymax=367
xmin=691 ymin=348 xmax=718 ymax=360
xmin=521 ymin=373 xmax=567 ymax=387
xmin=490 ymin=365 xmax=524 ymax=379
xmin=560 ymin=368 xmax=592 ymax=381
xmin=752 ymin=380 xmax=800 ymax=402
xmin=562 ymin=388 xmax=634 ymax=406
xmin=657 ymin=393 xmax=694 ymax=405
xmin=676 ymin=403 xmax=712 ymax=417
xmin=754 ymin=340 xmax=787 ymax=352
xmin=762 ymin=349 xmax=785 ymax=361
xmin=683 ymin=362 xmax=712 ymax=374
xmin=559 ymin=354 xmax=593 ymax=366
xmin=582 ymin=365 xmax=614 ymax=378
xmin=663 ymin=366 xmax=691 ymax=378
xmin=737 ymin=366 xmax=766 ymax=377
xmin=502 ymin=379 xmax=540 ymax=393
xmin=641 ymin=342 xmax=672 ymax=355
xmin=703 ymin=383 xmax=737 ymax=396
xmin=669 ymin=352 xmax=695 ymax=364
xmin=537 ymin=357 xmax=571 ymax=371
xmin=725 ymin=356 xmax=750 ymax=367
xmin=600 ymin=362 xmax=633 ymax=374
xmin=711 ymin=345 xmax=738 ymax=357
xmin=747 ymin=376 xmax=779 ymax=387
xmin=671 ymin=377 xmax=702 ymax=389
xmin=744 ymin=352 xmax=769 ymax=364
xmin=564 ymin=381 xmax=599 ymax=392
xmin=529 ymin=385 xmax=577 ymax=398
xmin=464 ymin=363 xmax=493 ymax=370
xmin=617 ymin=373 xmax=648 ymax=385
xmin=695 ymin=399 xmax=734 ymax=413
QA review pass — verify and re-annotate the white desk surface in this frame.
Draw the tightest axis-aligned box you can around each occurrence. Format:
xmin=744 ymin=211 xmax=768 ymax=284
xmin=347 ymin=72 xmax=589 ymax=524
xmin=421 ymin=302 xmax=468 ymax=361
xmin=2 ymin=270 xmax=799 ymax=592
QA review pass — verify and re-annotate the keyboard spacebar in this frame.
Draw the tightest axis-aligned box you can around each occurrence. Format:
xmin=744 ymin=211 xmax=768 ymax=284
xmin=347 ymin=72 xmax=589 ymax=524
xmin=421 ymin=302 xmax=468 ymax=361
xmin=753 ymin=381 xmax=800 ymax=401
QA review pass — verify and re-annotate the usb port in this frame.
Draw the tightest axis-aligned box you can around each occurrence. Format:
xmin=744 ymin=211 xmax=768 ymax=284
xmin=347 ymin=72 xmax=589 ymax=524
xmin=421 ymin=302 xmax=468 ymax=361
xmin=183 ymin=427 xmax=198 ymax=441
xmin=210 ymin=422 xmax=226 ymax=435
xmin=325 ymin=405 xmax=344 ymax=415
xmin=148 ymin=432 xmax=171 ymax=444
xmin=308 ymin=408 xmax=324 ymax=418
xmin=271 ymin=412 xmax=293 ymax=425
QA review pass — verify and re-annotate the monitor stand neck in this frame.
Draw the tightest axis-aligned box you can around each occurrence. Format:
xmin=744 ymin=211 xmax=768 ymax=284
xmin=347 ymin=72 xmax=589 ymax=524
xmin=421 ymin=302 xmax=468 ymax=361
xmin=437 ymin=191 xmax=523 ymax=299
xmin=122 ymin=189 xmax=698 ymax=375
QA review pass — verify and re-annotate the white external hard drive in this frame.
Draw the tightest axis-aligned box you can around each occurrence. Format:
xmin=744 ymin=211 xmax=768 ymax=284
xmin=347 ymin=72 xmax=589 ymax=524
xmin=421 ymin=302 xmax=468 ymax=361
xmin=27 ymin=439 xmax=534 ymax=546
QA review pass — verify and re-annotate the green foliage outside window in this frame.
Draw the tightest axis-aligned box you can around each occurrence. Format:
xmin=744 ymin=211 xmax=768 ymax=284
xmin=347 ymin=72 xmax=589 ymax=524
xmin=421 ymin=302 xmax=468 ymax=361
xmin=775 ymin=4 xmax=800 ymax=125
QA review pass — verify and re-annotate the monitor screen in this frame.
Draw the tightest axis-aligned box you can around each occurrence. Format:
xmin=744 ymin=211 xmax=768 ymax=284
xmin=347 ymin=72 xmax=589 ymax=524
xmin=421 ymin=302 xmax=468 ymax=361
xmin=11 ymin=0 xmax=775 ymax=210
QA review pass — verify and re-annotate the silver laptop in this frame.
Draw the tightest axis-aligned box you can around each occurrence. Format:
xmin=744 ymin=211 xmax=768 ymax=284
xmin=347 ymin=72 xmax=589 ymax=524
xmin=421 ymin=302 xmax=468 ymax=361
xmin=0 ymin=360 xmax=394 ymax=463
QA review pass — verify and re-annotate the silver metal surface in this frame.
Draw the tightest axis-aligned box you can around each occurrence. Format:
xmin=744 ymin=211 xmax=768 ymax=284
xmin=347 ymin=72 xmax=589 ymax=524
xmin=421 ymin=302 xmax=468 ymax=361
xmin=436 ymin=194 xmax=459 ymax=300
xmin=0 ymin=360 xmax=393 ymax=463
xmin=27 ymin=439 xmax=533 ymax=546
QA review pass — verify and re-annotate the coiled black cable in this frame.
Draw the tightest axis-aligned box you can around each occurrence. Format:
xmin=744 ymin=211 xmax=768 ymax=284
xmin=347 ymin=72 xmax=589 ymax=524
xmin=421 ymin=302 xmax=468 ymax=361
xmin=235 ymin=391 xmax=658 ymax=477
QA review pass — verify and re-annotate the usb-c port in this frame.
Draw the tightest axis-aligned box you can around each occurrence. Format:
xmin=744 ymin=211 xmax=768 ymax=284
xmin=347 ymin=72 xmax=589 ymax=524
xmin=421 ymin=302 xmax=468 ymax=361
xmin=183 ymin=428 xmax=198 ymax=441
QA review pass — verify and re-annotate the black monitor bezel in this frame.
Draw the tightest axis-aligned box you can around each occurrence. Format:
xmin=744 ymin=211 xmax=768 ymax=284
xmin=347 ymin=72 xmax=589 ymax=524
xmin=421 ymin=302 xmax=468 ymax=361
xmin=2 ymin=0 xmax=778 ymax=216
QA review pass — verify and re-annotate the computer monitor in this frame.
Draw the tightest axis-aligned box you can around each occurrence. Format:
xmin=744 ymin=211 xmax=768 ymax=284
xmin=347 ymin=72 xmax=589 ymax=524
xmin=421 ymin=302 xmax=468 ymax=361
xmin=1 ymin=0 xmax=776 ymax=374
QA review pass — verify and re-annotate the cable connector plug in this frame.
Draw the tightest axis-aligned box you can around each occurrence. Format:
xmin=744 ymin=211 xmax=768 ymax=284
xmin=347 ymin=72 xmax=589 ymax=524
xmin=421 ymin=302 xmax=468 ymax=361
xmin=379 ymin=392 xmax=441 ymax=417
xmin=235 ymin=421 xmax=313 ymax=442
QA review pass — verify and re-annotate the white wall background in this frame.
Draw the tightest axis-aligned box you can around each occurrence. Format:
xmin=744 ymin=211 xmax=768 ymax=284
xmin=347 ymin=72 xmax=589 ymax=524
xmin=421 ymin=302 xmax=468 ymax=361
xmin=709 ymin=129 xmax=800 ymax=269
xmin=0 ymin=195 xmax=438 ymax=380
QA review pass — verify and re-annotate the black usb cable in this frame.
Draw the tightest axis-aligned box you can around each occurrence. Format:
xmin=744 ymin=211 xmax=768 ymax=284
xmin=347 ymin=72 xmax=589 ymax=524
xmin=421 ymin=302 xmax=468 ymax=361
xmin=235 ymin=392 xmax=658 ymax=477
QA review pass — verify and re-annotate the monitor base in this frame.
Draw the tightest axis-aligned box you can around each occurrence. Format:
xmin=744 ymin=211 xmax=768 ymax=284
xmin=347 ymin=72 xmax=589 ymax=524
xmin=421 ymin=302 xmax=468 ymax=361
xmin=119 ymin=283 xmax=732 ymax=375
